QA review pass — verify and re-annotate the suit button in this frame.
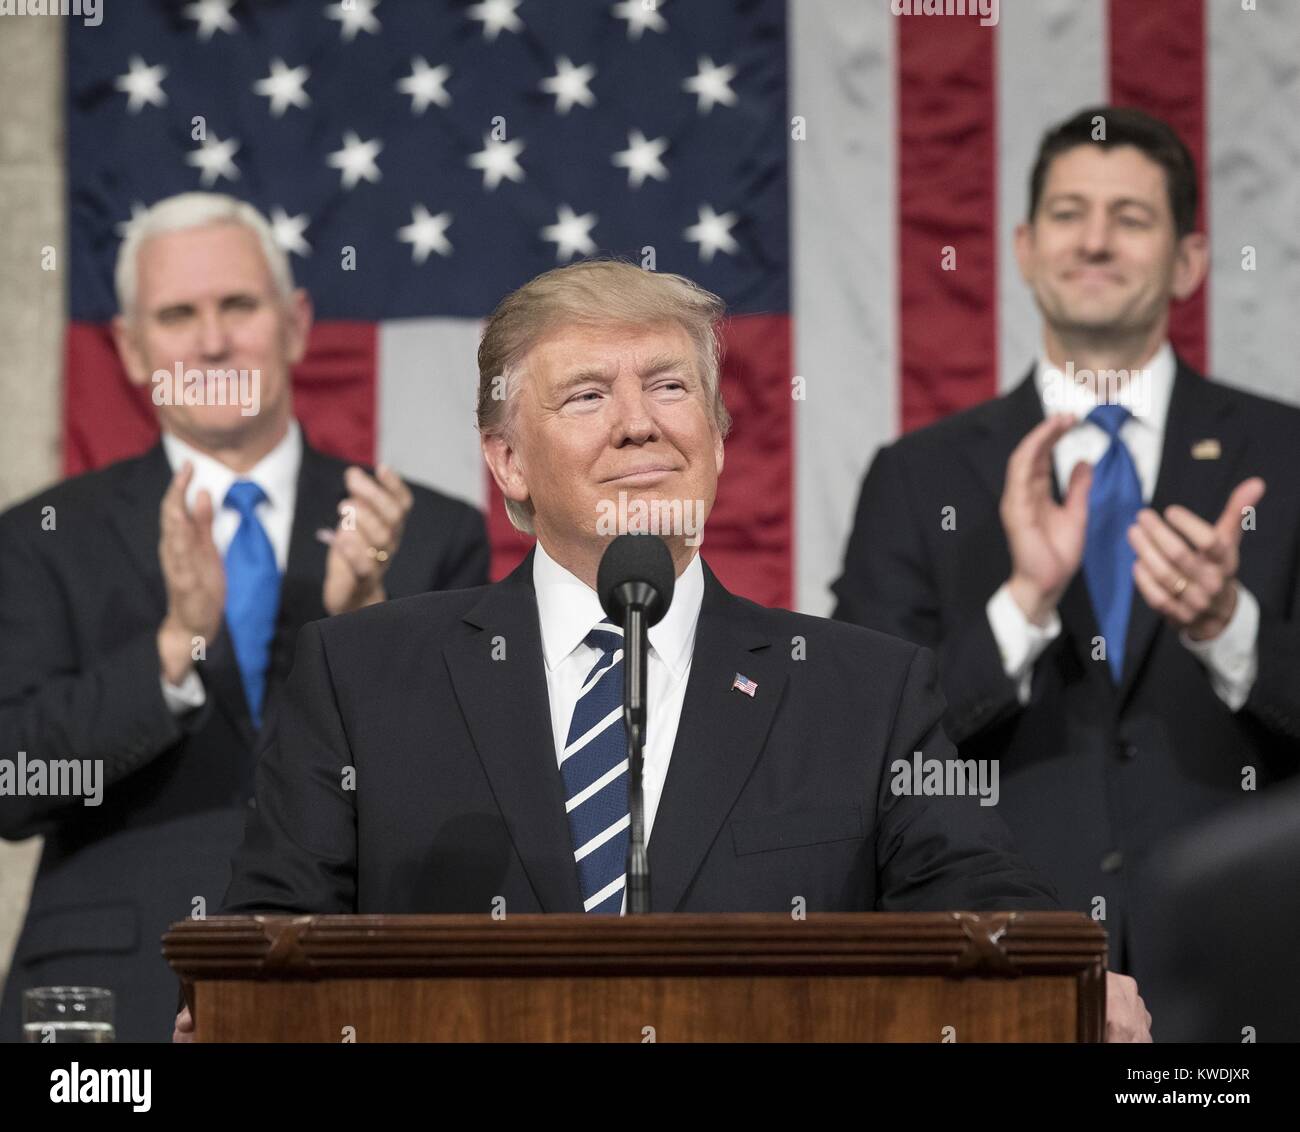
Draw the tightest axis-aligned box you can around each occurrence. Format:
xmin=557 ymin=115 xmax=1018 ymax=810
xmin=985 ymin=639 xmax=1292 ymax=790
xmin=247 ymin=797 xmax=257 ymax=810
xmin=1120 ymin=742 xmax=1137 ymax=760
xmin=1100 ymin=850 xmax=1123 ymax=874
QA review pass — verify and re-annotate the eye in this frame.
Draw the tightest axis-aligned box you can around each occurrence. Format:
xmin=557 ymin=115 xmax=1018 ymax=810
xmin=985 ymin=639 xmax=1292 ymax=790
xmin=155 ymin=308 xmax=193 ymax=325
xmin=223 ymin=295 xmax=260 ymax=312
xmin=1116 ymin=214 xmax=1150 ymax=229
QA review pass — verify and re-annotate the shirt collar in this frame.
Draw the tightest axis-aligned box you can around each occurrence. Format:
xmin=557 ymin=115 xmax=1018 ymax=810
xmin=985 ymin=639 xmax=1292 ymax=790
xmin=161 ymin=419 xmax=302 ymax=513
xmin=1034 ymin=341 xmax=1176 ymax=434
xmin=533 ymin=539 xmax=704 ymax=681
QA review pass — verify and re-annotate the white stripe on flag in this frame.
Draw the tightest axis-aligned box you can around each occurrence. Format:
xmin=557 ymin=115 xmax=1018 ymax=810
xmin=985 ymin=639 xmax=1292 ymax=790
xmin=791 ymin=0 xmax=896 ymax=616
xmin=377 ymin=318 xmax=487 ymax=508
xmin=996 ymin=0 xmax=1108 ymax=392
xmin=1208 ymin=2 xmax=1300 ymax=405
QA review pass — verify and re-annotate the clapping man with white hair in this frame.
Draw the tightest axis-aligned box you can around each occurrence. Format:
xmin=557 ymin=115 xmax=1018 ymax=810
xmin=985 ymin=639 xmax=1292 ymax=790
xmin=0 ymin=192 xmax=488 ymax=1041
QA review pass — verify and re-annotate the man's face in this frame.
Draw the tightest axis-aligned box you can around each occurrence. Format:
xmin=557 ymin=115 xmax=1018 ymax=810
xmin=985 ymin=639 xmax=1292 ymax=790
xmin=1015 ymin=144 xmax=1205 ymax=341
xmin=113 ymin=222 xmax=310 ymax=447
xmin=486 ymin=321 xmax=724 ymax=560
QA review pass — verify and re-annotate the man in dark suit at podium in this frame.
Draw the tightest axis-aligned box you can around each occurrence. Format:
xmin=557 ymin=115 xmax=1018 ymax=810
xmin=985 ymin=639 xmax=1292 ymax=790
xmin=0 ymin=193 xmax=489 ymax=1042
xmin=200 ymin=259 xmax=1150 ymax=1041
xmin=830 ymin=107 xmax=1300 ymax=1031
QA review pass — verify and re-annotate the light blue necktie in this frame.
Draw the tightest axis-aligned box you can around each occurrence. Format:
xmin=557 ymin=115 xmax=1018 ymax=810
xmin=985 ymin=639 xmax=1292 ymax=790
xmin=223 ymin=480 xmax=280 ymax=728
xmin=1082 ymin=405 xmax=1142 ymax=682
xmin=561 ymin=619 xmax=630 ymax=914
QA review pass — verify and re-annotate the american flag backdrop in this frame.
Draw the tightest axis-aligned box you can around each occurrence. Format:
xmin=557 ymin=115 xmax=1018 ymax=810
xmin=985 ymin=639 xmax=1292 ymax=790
xmin=63 ymin=0 xmax=1300 ymax=615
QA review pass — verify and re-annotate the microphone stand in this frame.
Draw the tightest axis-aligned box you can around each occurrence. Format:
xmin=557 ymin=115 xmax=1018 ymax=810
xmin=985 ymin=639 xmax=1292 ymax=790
xmin=622 ymin=600 xmax=651 ymax=914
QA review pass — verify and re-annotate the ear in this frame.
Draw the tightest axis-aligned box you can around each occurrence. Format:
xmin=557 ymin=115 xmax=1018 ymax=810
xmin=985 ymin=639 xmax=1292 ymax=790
xmin=713 ymin=421 xmax=724 ymax=480
xmin=1170 ymin=231 xmax=1208 ymax=302
xmin=112 ymin=314 xmax=151 ymax=387
xmin=284 ymin=288 xmax=314 ymax=365
xmin=481 ymin=432 xmax=531 ymax=511
xmin=1013 ymin=221 xmax=1035 ymax=285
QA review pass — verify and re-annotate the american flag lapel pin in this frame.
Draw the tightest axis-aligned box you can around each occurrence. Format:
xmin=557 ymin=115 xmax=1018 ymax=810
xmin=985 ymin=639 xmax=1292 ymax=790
xmin=732 ymin=672 xmax=758 ymax=698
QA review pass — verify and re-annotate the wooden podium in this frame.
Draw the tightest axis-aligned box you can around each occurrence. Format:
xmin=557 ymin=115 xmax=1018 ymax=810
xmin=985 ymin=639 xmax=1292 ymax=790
xmin=163 ymin=911 xmax=1105 ymax=1042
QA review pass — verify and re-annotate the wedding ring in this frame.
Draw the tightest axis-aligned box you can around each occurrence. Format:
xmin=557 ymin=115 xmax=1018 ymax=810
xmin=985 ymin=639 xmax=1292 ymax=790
xmin=367 ymin=546 xmax=390 ymax=563
xmin=1172 ymin=575 xmax=1188 ymax=597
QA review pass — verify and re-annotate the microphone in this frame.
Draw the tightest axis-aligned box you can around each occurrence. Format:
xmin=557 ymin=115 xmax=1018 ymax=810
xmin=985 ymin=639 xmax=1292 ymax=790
xmin=597 ymin=534 xmax=675 ymax=914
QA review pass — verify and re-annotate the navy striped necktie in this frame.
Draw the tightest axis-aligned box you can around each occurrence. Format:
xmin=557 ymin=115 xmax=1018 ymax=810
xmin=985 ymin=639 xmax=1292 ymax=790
xmin=560 ymin=618 xmax=630 ymax=914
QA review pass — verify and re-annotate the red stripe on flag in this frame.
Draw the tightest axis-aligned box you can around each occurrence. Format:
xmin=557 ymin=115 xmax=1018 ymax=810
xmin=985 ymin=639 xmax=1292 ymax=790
xmin=896 ymin=13 xmax=998 ymax=433
xmin=63 ymin=321 xmax=377 ymax=475
xmin=1109 ymin=0 xmax=1207 ymax=373
xmin=484 ymin=312 xmax=792 ymax=609
xmin=64 ymin=322 xmax=155 ymax=476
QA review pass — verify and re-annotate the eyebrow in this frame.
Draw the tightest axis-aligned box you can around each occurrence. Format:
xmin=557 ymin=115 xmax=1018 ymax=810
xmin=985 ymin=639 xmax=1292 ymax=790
xmin=552 ymin=354 xmax=694 ymax=392
xmin=1044 ymin=192 xmax=1159 ymax=215
xmin=639 ymin=353 xmax=693 ymax=378
xmin=150 ymin=291 xmax=263 ymax=317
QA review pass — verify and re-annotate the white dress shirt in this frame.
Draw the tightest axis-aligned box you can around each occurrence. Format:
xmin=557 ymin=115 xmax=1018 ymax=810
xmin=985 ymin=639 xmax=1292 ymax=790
xmin=533 ymin=539 xmax=704 ymax=852
xmin=987 ymin=343 xmax=1259 ymax=710
xmin=158 ymin=421 xmax=303 ymax=713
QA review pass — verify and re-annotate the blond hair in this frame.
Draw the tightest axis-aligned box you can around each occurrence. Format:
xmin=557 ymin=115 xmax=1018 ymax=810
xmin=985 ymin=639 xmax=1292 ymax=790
xmin=477 ymin=260 xmax=730 ymax=534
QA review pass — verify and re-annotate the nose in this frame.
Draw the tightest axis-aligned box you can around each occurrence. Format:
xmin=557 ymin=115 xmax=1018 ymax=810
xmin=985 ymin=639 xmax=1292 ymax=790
xmin=608 ymin=383 xmax=658 ymax=447
xmin=1078 ymin=207 xmax=1113 ymax=259
xmin=195 ymin=306 xmax=231 ymax=363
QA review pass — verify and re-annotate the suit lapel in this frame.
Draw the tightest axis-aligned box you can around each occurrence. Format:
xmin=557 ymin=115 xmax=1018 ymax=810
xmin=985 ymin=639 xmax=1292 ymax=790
xmin=648 ymin=563 xmax=787 ymax=912
xmin=961 ymin=370 xmax=1044 ymax=507
xmin=1117 ymin=362 xmax=1243 ymax=706
xmin=442 ymin=552 xmax=584 ymax=913
xmin=107 ymin=443 xmax=170 ymax=608
xmin=270 ymin=442 xmax=339 ymax=689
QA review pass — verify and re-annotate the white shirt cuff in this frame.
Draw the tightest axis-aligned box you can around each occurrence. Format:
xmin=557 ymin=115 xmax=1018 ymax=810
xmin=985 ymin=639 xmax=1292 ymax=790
xmin=1180 ymin=582 xmax=1259 ymax=712
xmin=987 ymin=582 xmax=1062 ymax=705
xmin=160 ymin=669 xmax=206 ymax=715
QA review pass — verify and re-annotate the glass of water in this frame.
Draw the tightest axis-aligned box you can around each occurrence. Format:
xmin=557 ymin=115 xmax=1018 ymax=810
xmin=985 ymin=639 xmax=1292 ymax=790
xmin=22 ymin=986 xmax=115 ymax=1043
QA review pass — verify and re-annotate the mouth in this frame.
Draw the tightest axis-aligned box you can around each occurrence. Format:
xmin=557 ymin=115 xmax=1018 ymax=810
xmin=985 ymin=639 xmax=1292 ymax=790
xmin=1063 ymin=267 xmax=1125 ymax=286
xmin=601 ymin=466 xmax=681 ymax=487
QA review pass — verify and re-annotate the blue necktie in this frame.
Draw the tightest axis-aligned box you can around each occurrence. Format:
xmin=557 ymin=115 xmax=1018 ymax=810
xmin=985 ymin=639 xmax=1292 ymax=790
xmin=1082 ymin=405 xmax=1142 ymax=682
xmin=561 ymin=619 xmax=630 ymax=914
xmin=223 ymin=480 xmax=281 ymax=728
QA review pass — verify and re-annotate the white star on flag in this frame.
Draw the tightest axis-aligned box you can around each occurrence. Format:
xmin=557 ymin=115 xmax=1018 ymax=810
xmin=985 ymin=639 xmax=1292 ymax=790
xmin=115 ymin=57 xmax=167 ymax=114
xmin=467 ymin=0 xmax=523 ymax=41
xmin=327 ymin=131 xmax=383 ymax=189
xmin=540 ymin=57 xmax=597 ymax=115
xmin=397 ymin=205 xmax=454 ymax=263
xmin=253 ymin=59 xmax=310 ymax=117
xmin=467 ymin=133 xmax=526 ymax=190
xmin=542 ymin=205 xmax=598 ymax=262
xmin=612 ymin=0 xmax=667 ymax=40
xmin=186 ymin=133 xmax=241 ymax=187
xmin=326 ymin=0 xmax=381 ymax=43
xmin=183 ymin=0 xmax=237 ymax=41
xmin=683 ymin=204 xmax=739 ymax=263
xmin=612 ymin=129 xmax=669 ymax=188
xmin=683 ymin=56 xmax=738 ymax=114
xmin=114 ymin=202 xmax=148 ymax=240
xmin=397 ymin=57 xmax=452 ymax=114
xmin=269 ymin=208 xmax=311 ymax=257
